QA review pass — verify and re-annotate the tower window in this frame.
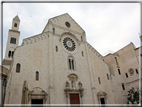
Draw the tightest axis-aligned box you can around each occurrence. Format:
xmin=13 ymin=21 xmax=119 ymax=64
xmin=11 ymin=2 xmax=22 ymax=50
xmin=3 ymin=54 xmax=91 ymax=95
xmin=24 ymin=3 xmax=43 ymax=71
xmin=136 ymin=69 xmax=138 ymax=74
xmin=107 ymin=74 xmax=109 ymax=80
xmin=8 ymin=51 xmax=11 ymax=58
xmin=118 ymin=69 xmax=121 ymax=75
xmin=53 ymin=28 xmax=55 ymax=34
xmin=36 ymin=71 xmax=39 ymax=81
xmin=10 ymin=37 xmax=16 ymax=44
xmin=14 ymin=23 xmax=17 ymax=27
xmin=68 ymin=56 xmax=75 ymax=70
xmin=115 ymin=57 xmax=119 ymax=65
xmin=122 ymin=84 xmax=125 ymax=90
xmin=16 ymin=63 xmax=21 ymax=73
xmin=125 ymin=73 xmax=128 ymax=78
xmin=12 ymin=51 xmax=14 ymax=58
xmin=82 ymin=51 xmax=84 ymax=57
xmin=98 ymin=77 xmax=101 ymax=84
xmin=56 ymin=46 xmax=58 ymax=52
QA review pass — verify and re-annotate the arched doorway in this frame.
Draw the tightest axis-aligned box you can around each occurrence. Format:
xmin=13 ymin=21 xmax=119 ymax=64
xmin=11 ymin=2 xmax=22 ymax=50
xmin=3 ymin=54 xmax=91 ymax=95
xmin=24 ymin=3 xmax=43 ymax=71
xmin=97 ymin=91 xmax=107 ymax=105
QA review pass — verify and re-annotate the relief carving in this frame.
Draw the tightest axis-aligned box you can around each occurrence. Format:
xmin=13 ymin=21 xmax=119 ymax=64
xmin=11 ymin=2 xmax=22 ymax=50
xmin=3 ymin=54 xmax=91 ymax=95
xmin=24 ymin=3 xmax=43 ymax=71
xmin=78 ymin=81 xmax=83 ymax=89
xmin=66 ymin=81 xmax=70 ymax=89
xmin=68 ymin=74 xmax=78 ymax=89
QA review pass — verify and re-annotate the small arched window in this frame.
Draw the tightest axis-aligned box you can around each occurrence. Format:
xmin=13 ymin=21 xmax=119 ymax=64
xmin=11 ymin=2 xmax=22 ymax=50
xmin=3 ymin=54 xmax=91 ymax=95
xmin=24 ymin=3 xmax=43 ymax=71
xmin=72 ymin=60 xmax=74 ymax=70
xmin=118 ymin=69 xmax=121 ymax=75
xmin=36 ymin=71 xmax=39 ymax=81
xmin=14 ymin=23 xmax=17 ymax=27
xmin=56 ymin=46 xmax=58 ymax=52
xmin=82 ymin=51 xmax=84 ymax=57
xmin=98 ymin=77 xmax=101 ymax=84
xmin=81 ymin=36 xmax=83 ymax=41
xmin=125 ymin=73 xmax=128 ymax=78
xmin=8 ymin=51 xmax=11 ymax=58
xmin=69 ymin=59 xmax=71 ymax=69
xmin=53 ymin=28 xmax=55 ymax=34
xmin=16 ymin=63 xmax=21 ymax=73
xmin=107 ymin=74 xmax=109 ymax=80
xmin=115 ymin=57 xmax=119 ymax=65
xmin=68 ymin=56 xmax=75 ymax=70
xmin=135 ymin=69 xmax=138 ymax=74
xmin=12 ymin=51 xmax=14 ymax=58
xmin=122 ymin=84 xmax=125 ymax=90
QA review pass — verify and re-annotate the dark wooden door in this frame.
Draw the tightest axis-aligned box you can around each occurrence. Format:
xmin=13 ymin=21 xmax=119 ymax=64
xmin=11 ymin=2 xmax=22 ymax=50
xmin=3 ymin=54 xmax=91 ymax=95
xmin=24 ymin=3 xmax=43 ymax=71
xmin=70 ymin=94 xmax=80 ymax=104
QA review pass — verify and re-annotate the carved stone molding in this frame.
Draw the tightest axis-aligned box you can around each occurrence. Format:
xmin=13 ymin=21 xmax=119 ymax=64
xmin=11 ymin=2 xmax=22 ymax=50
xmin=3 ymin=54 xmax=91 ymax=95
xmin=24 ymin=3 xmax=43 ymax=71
xmin=68 ymin=73 xmax=78 ymax=81
xmin=28 ymin=87 xmax=48 ymax=104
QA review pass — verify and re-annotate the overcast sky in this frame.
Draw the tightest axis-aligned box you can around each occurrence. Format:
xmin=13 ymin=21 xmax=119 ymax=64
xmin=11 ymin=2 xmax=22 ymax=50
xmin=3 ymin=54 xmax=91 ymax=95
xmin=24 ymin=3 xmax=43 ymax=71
xmin=1 ymin=2 xmax=140 ymax=62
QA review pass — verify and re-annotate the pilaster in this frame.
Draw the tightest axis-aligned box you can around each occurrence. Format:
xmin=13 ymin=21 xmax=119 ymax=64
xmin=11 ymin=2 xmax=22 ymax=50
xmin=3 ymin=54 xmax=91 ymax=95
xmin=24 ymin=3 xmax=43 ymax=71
xmin=85 ymin=42 xmax=98 ymax=104
xmin=48 ymin=30 xmax=54 ymax=104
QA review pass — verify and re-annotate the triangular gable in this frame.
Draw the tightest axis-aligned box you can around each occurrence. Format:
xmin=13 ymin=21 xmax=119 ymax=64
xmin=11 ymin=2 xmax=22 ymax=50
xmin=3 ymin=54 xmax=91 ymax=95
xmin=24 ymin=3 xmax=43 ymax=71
xmin=13 ymin=15 xmax=20 ymax=21
xmin=42 ymin=13 xmax=85 ymax=34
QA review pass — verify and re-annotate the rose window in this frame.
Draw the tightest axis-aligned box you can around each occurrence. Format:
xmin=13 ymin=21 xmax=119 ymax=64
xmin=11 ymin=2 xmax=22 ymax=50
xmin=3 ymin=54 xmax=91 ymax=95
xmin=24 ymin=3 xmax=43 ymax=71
xmin=63 ymin=37 xmax=76 ymax=51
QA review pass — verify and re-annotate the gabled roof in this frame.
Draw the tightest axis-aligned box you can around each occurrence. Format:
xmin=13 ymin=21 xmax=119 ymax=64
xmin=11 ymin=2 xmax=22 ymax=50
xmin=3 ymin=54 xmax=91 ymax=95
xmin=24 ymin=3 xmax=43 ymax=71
xmin=42 ymin=13 xmax=85 ymax=34
xmin=13 ymin=15 xmax=20 ymax=21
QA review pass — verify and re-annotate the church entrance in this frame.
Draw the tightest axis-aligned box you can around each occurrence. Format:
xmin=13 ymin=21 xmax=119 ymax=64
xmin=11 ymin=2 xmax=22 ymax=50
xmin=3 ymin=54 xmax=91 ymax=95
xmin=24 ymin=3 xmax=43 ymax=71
xmin=31 ymin=99 xmax=43 ymax=104
xmin=70 ymin=94 xmax=80 ymax=104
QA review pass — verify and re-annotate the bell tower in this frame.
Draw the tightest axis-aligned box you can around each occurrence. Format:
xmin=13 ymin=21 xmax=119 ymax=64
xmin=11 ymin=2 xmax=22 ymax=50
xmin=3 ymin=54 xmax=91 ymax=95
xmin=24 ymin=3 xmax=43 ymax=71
xmin=4 ymin=15 xmax=20 ymax=69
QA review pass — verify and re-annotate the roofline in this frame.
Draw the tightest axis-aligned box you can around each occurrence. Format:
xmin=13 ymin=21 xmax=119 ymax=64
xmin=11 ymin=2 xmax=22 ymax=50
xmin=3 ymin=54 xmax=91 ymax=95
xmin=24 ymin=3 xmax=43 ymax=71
xmin=42 ymin=13 xmax=85 ymax=34
xmin=115 ymin=42 xmax=136 ymax=53
xmin=104 ymin=42 xmax=138 ymax=57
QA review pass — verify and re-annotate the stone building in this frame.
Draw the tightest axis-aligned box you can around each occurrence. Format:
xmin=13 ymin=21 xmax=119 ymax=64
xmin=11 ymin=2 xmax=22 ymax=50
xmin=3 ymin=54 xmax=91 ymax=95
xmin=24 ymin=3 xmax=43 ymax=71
xmin=104 ymin=42 xmax=140 ymax=104
xmin=2 ymin=13 xmax=140 ymax=105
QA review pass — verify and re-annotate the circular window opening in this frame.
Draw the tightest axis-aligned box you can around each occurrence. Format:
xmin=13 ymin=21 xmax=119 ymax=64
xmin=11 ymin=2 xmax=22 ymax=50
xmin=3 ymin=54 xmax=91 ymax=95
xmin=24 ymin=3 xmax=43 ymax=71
xmin=63 ymin=37 xmax=76 ymax=51
xmin=65 ymin=22 xmax=70 ymax=28
xmin=129 ymin=68 xmax=134 ymax=75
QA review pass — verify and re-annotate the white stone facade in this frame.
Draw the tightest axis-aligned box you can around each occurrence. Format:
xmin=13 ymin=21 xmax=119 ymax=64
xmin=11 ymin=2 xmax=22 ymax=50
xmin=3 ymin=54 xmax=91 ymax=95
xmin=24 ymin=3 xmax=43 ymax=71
xmin=3 ymin=13 xmax=140 ymax=105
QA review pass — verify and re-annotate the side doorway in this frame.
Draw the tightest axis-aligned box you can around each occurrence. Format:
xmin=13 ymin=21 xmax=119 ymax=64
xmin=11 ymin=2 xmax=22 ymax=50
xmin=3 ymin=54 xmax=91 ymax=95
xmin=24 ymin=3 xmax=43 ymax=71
xmin=97 ymin=91 xmax=107 ymax=106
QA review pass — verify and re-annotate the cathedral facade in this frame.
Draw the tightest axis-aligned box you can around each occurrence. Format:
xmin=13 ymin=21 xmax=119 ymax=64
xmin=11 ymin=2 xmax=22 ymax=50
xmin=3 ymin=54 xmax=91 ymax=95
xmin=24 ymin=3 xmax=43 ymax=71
xmin=1 ymin=13 xmax=140 ymax=105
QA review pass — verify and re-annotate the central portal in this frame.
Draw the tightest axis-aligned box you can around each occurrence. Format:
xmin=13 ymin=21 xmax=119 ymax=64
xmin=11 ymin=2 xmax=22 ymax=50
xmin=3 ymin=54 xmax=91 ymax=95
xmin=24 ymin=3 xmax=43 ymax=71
xmin=70 ymin=94 xmax=80 ymax=104
xmin=31 ymin=99 xmax=43 ymax=104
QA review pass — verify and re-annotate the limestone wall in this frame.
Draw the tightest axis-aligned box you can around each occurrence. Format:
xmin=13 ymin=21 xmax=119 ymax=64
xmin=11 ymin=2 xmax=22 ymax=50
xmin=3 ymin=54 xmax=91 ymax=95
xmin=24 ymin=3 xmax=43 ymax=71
xmin=87 ymin=43 xmax=116 ymax=104
xmin=4 ymin=32 xmax=49 ymax=104
xmin=104 ymin=43 xmax=139 ymax=104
